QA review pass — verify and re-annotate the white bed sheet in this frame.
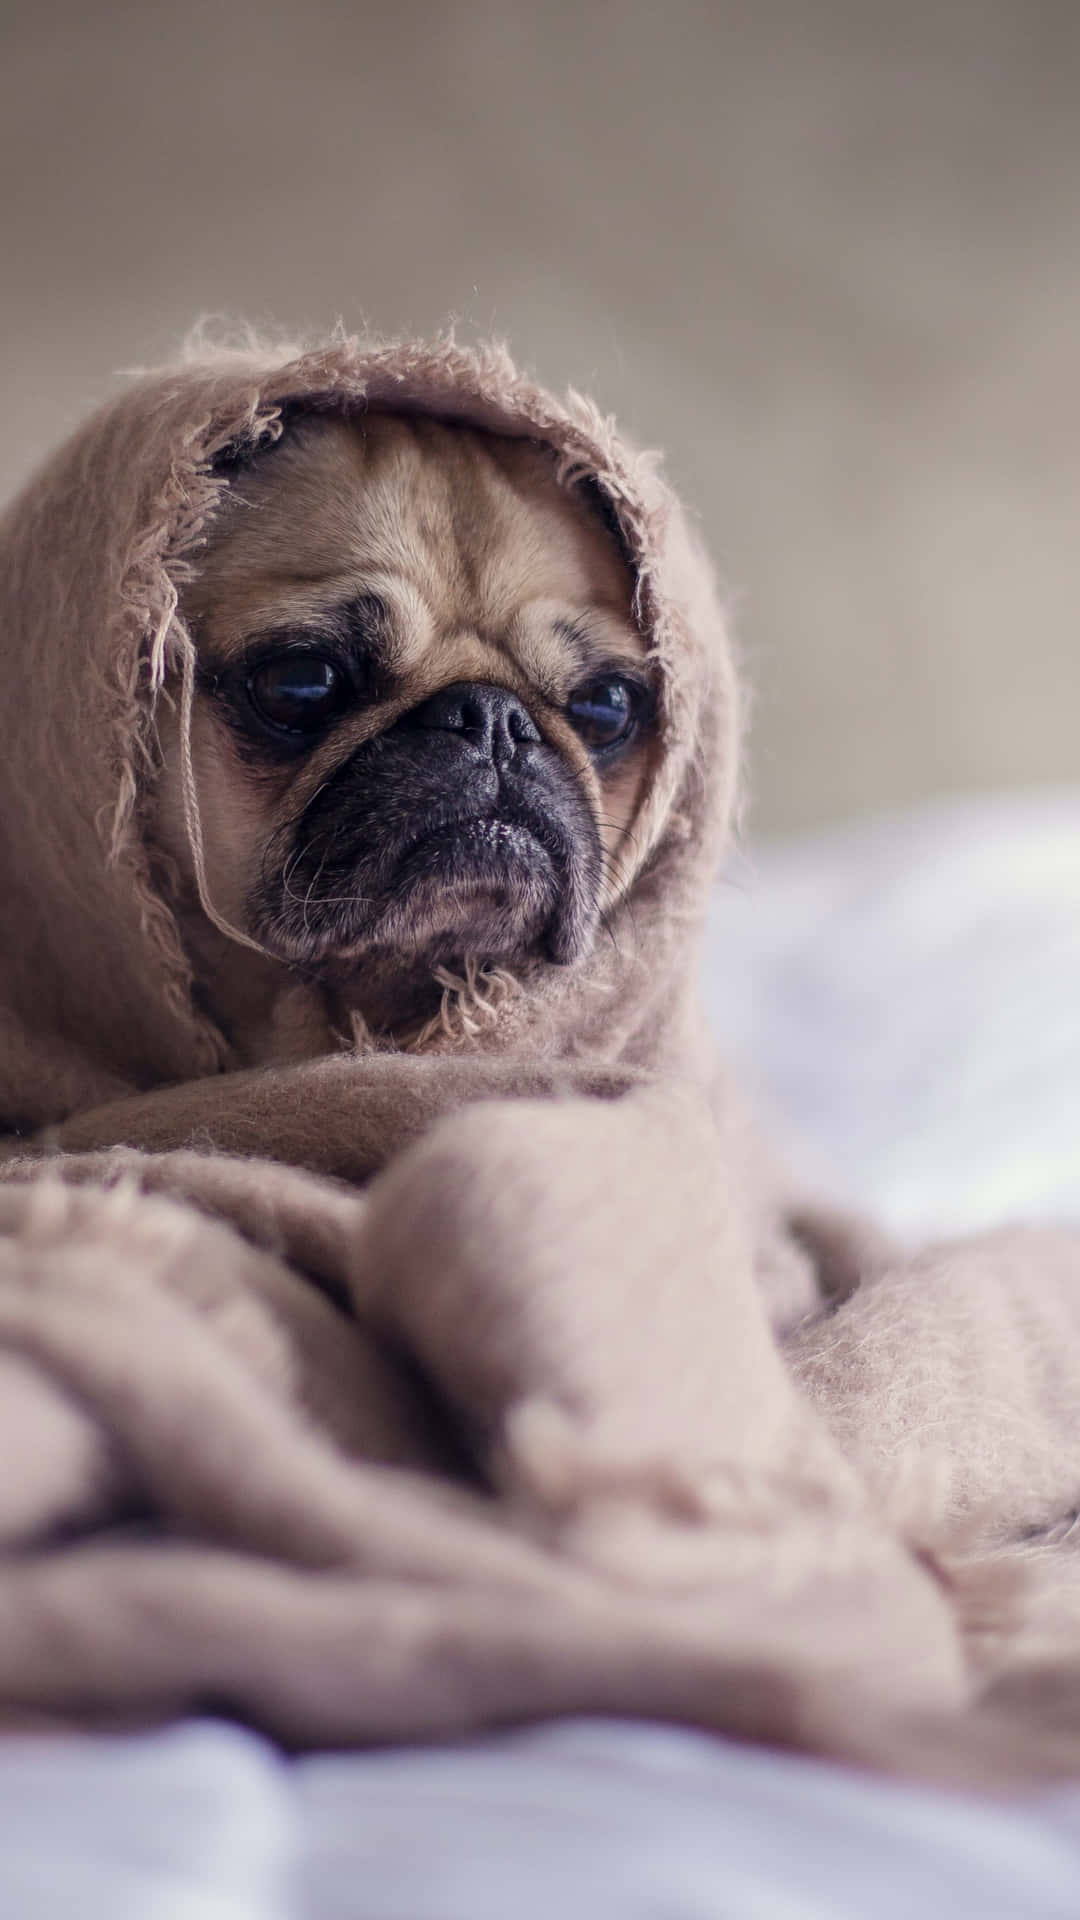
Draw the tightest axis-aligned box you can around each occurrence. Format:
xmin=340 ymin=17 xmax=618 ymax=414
xmin=707 ymin=788 xmax=1080 ymax=1237
xmin=4 ymin=788 xmax=1080 ymax=1919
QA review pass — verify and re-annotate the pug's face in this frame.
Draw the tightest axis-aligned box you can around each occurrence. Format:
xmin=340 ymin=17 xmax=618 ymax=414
xmin=157 ymin=412 xmax=655 ymax=1048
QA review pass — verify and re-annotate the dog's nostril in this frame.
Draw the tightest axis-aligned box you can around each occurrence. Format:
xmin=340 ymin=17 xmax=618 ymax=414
xmin=404 ymin=681 xmax=540 ymax=757
xmin=459 ymin=695 xmax=488 ymax=737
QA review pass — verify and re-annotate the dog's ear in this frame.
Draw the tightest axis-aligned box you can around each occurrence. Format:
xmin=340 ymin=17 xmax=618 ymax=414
xmin=211 ymin=398 xmax=355 ymax=477
xmin=210 ymin=422 xmax=281 ymax=477
xmin=208 ymin=395 xmax=326 ymax=474
xmin=574 ymin=476 xmax=633 ymax=571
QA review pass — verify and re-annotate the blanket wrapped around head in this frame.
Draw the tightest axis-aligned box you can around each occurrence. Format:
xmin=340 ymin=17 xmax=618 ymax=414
xmin=0 ymin=333 xmax=1078 ymax=1781
xmin=0 ymin=334 xmax=739 ymax=1133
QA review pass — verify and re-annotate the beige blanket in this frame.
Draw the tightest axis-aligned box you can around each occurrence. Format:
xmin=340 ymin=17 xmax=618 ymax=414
xmin=1 ymin=334 xmax=1078 ymax=1782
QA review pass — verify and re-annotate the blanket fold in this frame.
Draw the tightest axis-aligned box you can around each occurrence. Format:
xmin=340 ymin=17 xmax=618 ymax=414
xmin=1 ymin=330 xmax=1078 ymax=1782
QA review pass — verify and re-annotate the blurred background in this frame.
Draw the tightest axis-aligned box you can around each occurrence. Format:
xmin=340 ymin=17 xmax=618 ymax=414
xmin=2 ymin=0 xmax=1078 ymax=836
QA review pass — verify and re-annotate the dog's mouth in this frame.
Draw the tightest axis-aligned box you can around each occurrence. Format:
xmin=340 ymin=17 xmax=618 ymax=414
xmin=255 ymin=748 xmax=603 ymax=976
xmin=404 ymin=813 xmax=550 ymax=871
xmin=394 ymin=813 xmax=561 ymax=915
xmin=348 ymin=809 xmax=564 ymax=963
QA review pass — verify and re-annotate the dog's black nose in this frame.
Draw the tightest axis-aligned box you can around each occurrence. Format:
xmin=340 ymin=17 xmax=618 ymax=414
xmin=403 ymin=681 xmax=541 ymax=762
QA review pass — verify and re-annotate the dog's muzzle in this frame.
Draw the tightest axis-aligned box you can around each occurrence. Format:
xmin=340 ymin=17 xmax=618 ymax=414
xmin=257 ymin=681 xmax=604 ymax=968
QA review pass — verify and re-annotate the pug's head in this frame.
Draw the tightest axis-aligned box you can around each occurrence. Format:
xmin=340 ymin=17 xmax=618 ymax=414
xmin=153 ymin=411 xmax=656 ymax=1055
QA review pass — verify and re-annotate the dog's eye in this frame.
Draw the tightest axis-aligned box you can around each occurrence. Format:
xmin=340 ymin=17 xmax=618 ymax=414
xmin=247 ymin=654 xmax=350 ymax=734
xmin=566 ymin=675 xmax=643 ymax=754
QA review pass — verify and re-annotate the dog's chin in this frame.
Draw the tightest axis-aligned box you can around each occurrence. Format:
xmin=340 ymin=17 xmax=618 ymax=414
xmin=344 ymin=818 xmax=565 ymax=965
xmin=256 ymin=814 xmax=599 ymax=984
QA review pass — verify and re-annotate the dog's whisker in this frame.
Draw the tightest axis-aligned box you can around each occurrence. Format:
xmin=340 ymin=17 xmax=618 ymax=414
xmin=300 ymin=846 xmax=337 ymax=941
xmin=279 ymin=849 xmax=310 ymax=908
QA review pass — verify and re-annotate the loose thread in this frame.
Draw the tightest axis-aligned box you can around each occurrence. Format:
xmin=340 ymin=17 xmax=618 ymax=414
xmin=175 ymin=627 xmax=278 ymax=959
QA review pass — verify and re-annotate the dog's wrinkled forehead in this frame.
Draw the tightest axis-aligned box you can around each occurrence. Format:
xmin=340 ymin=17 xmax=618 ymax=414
xmin=185 ymin=411 xmax=644 ymax=695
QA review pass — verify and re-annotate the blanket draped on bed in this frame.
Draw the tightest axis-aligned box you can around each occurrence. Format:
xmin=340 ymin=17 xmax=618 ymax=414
xmin=0 ymin=335 xmax=1078 ymax=1782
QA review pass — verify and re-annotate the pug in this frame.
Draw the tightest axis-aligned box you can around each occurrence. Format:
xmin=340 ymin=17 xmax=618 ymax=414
xmin=151 ymin=412 xmax=657 ymax=1064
